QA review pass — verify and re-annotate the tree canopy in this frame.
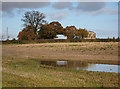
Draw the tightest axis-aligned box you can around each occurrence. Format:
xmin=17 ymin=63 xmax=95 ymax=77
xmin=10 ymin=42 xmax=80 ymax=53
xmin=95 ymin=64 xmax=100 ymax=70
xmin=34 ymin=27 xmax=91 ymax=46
xmin=38 ymin=24 xmax=57 ymax=39
xmin=21 ymin=10 xmax=46 ymax=34
xmin=65 ymin=26 xmax=78 ymax=39
xmin=18 ymin=26 xmax=35 ymax=40
xmin=49 ymin=22 xmax=64 ymax=34
xmin=18 ymin=11 xmax=95 ymax=40
xmin=77 ymin=28 xmax=89 ymax=39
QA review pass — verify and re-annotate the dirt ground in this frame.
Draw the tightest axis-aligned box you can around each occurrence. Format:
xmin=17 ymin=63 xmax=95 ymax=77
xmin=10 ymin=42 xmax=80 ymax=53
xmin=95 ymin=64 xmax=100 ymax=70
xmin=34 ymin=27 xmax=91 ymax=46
xmin=2 ymin=42 xmax=119 ymax=64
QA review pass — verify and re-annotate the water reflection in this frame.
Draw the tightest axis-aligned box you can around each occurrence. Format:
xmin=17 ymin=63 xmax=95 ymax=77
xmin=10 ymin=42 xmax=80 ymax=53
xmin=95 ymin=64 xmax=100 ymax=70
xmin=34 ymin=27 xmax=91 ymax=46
xmin=40 ymin=61 xmax=88 ymax=68
xmin=80 ymin=64 xmax=120 ymax=73
xmin=38 ymin=60 xmax=120 ymax=73
xmin=56 ymin=61 xmax=67 ymax=66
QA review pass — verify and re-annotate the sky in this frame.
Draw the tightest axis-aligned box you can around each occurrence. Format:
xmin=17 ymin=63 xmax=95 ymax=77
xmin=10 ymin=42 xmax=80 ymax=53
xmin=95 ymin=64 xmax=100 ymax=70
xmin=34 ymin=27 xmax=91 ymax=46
xmin=1 ymin=1 xmax=119 ymax=40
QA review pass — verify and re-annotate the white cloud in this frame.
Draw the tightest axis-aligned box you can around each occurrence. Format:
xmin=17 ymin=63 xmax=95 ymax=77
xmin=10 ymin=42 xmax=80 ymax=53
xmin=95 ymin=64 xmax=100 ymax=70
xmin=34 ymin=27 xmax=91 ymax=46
xmin=2 ymin=2 xmax=118 ymax=17
xmin=48 ymin=11 xmax=68 ymax=21
xmin=74 ymin=2 xmax=117 ymax=16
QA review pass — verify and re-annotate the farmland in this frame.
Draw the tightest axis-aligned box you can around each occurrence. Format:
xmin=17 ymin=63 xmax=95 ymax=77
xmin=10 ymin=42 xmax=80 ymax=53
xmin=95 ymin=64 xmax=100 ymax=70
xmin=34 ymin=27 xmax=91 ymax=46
xmin=2 ymin=42 xmax=119 ymax=87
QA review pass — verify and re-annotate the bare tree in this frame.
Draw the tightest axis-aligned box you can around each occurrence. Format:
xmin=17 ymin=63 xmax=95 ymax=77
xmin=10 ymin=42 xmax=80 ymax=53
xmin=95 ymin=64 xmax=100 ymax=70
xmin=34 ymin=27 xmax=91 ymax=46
xmin=21 ymin=10 xmax=46 ymax=34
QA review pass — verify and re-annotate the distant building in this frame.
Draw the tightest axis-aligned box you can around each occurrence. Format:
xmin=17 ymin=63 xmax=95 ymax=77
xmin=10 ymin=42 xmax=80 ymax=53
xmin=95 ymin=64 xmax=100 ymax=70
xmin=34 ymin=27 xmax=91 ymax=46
xmin=54 ymin=34 xmax=67 ymax=39
xmin=85 ymin=31 xmax=96 ymax=39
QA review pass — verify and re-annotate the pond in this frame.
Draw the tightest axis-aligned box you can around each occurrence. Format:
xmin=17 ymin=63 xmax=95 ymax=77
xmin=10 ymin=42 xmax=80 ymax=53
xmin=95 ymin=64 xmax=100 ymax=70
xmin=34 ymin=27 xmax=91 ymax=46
xmin=38 ymin=60 xmax=120 ymax=73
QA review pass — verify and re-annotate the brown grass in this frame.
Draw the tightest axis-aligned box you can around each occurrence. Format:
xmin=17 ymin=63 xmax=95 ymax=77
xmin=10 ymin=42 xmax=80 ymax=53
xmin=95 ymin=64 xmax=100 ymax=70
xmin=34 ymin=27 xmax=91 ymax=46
xmin=2 ymin=42 xmax=119 ymax=87
xmin=2 ymin=42 xmax=119 ymax=64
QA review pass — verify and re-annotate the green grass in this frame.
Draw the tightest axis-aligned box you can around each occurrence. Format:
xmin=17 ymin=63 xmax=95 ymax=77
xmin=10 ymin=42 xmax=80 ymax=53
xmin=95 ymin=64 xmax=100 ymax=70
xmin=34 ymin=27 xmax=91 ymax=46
xmin=2 ymin=57 xmax=119 ymax=87
xmin=69 ymin=44 xmax=79 ymax=46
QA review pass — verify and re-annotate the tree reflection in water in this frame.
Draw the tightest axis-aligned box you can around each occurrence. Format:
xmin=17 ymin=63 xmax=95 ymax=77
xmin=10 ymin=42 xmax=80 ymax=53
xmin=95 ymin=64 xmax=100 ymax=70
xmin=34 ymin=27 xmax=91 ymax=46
xmin=39 ymin=60 xmax=88 ymax=69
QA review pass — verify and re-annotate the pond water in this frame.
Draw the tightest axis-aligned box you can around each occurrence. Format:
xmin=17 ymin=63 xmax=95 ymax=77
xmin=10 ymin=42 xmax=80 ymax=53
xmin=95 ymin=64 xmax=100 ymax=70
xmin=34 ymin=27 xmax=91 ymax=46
xmin=38 ymin=60 xmax=120 ymax=73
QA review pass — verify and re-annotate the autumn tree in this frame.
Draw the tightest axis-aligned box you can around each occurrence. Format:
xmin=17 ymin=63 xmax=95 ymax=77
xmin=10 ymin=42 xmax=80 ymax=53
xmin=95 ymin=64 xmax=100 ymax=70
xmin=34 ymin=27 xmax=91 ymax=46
xmin=38 ymin=24 xmax=57 ymax=39
xmin=77 ymin=28 xmax=88 ymax=39
xmin=18 ymin=10 xmax=91 ymax=40
xmin=18 ymin=26 xmax=35 ymax=40
xmin=21 ymin=10 xmax=46 ymax=40
xmin=65 ymin=26 xmax=78 ymax=39
xmin=38 ymin=21 xmax=66 ymax=39
xmin=49 ymin=21 xmax=66 ymax=35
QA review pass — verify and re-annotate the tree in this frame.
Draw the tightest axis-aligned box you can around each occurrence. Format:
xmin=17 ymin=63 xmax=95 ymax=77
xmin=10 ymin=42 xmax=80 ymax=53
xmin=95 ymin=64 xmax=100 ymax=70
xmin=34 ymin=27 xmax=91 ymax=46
xmin=117 ymin=37 xmax=119 ymax=40
xmin=65 ymin=26 xmax=78 ymax=39
xmin=18 ymin=26 xmax=35 ymax=40
xmin=49 ymin=21 xmax=65 ymax=34
xmin=21 ymin=10 xmax=46 ymax=39
xmin=117 ymin=36 xmax=120 ymax=42
xmin=113 ymin=37 xmax=116 ymax=41
xmin=38 ymin=24 xmax=57 ymax=39
xmin=113 ymin=37 xmax=115 ymax=40
xmin=77 ymin=28 xmax=88 ymax=39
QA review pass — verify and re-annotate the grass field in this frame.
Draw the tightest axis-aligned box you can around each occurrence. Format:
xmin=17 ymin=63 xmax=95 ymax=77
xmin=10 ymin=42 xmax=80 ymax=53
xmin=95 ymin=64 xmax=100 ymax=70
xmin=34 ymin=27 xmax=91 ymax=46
xmin=2 ymin=42 xmax=119 ymax=87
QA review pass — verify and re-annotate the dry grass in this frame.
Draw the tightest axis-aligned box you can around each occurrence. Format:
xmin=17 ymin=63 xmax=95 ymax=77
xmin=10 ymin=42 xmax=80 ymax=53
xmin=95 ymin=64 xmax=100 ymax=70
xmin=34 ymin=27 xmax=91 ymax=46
xmin=2 ymin=42 xmax=119 ymax=64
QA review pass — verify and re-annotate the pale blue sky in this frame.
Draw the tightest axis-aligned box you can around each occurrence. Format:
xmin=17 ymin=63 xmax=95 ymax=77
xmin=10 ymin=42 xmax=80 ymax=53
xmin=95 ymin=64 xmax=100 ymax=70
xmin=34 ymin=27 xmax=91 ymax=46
xmin=2 ymin=2 xmax=118 ymax=40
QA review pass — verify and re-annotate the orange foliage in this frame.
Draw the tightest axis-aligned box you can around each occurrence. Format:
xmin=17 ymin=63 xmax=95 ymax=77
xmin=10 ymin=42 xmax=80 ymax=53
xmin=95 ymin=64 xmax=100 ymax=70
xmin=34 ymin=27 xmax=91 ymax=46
xmin=65 ymin=26 xmax=78 ymax=39
xmin=18 ymin=28 xmax=35 ymax=40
